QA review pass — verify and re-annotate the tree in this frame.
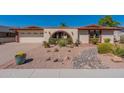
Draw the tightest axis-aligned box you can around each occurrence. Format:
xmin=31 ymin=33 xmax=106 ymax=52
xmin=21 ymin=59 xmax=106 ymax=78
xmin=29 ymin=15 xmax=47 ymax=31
xmin=98 ymin=16 xmax=120 ymax=27
xmin=59 ymin=23 xmax=68 ymax=27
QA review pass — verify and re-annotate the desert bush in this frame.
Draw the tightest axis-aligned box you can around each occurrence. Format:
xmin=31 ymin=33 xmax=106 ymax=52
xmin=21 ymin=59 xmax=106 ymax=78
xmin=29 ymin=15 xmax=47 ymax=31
xmin=49 ymin=37 xmax=57 ymax=45
xmin=120 ymin=35 xmax=124 ymax=43
xmin=43 ymin=41 xmax=50 ymax=48
xmin=113 ymin=45 xmax=124 ymax=57
xmin=90 ymin=38 xmax=99 ymax=44
xmin=74 ymin=40 xmax=79 ymax=47
xmin=66 ymin=38 xmax=73 ymax=44
xmin=104 ymin=38 xmax=111 ymax=43
xmin=97 ymin=43 xmax=113 ymax=54
xmin=58 ymin=38 xmax=67 ymax=47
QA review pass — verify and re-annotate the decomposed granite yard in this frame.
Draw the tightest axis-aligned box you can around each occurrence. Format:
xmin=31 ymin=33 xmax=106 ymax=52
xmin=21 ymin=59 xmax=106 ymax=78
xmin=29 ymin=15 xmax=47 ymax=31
xmin=0 ymin=43 xmax=41 ymax=65
xmin=1 ymin=43 xmax=124 ymax=69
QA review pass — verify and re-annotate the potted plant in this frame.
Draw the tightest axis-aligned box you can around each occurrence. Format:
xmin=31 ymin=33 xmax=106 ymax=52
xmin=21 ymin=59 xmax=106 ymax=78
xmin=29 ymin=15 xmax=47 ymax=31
xmin=15 ymin=51 xmax=26 ymax=65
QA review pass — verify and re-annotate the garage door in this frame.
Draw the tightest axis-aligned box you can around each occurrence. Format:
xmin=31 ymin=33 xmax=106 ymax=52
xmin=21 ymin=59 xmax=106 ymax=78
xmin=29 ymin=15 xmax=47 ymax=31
xmin=20 ymin=37 xmax=44 ymax=43
xmin=19 ymin=31 xmax=44 ymax=43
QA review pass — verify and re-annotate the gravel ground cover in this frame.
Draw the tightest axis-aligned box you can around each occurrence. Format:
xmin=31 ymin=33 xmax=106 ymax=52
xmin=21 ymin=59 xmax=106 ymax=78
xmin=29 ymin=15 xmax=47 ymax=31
xmin=1 ymin=43 xmax=124 ymax=69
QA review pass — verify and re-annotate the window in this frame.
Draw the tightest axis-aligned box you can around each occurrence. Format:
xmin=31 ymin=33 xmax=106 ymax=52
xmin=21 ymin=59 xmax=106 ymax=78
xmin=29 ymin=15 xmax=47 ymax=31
xmin=27 ymin=32 xmax=31 ymax=34
xmin=34 ymin=32 xmax=38 ymax=34
xmin=21 ymin=32 xmax=25 ymax=34
xmin=40 ymin=32 xmax=44 ymax=37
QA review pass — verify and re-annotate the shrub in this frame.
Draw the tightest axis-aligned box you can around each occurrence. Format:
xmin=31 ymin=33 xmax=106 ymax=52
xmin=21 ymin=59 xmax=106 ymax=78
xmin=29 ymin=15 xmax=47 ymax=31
xmin=90 ymin=38 xmax=99 ymax=44
xmin=113 ymin=46 xmax=124 ymax=57
xmin=97 ymin=43 xmax=113 ymax=54
xmin=67 ymin=38 xmax=73 ymax=44
xmin=43 ymin=41 xmax=50 ymax=48
xmin=49 ymin=38 xmax=57 ymax=45
xmin=74 ymin=40 xmax=79 ymax=47
xmin=15 ymin=51 xmax=26 ymax=57
xmin=120 ymin=35 xmax=124 ymax=43
xmin=104 ymin=38 xmax=111 ymax=43
xmin=58 ymin=39 xmax=67 ymax=47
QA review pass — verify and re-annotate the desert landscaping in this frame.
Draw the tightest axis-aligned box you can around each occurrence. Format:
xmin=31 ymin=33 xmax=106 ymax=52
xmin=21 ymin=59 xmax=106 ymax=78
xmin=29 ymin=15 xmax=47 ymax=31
xmin=0 ymin=42 xmax=124 ymax=69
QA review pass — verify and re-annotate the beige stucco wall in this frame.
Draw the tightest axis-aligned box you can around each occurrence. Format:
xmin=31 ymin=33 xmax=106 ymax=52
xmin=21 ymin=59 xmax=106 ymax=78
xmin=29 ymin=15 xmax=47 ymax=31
xmin=101 ymin=30 xmax=114 ymax=43
xmin=44 ymin=28 xmax=78 ymax=43
xmin=78 ymin=30 xmax=89 ymax=43
xmin=18 ymin=30 xmax=44 ymax=43
xmin=17 ymin=29 xmax=115 ymax=44
xmin=114 ymin=30 xmax=124 ymax=41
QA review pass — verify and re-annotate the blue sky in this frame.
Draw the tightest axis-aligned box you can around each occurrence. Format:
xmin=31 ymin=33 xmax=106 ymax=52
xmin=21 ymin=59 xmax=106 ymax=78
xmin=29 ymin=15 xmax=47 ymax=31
xmin=0 ymin=15 xmax=124 ymax=27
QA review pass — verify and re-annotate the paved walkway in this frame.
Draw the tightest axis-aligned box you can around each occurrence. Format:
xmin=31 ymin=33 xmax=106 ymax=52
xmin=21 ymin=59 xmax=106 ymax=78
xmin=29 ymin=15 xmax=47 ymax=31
xmin=0 ymin=43 xmax=41 ymax=65
xmin=0 ymin=69 xmax=124 ymax=78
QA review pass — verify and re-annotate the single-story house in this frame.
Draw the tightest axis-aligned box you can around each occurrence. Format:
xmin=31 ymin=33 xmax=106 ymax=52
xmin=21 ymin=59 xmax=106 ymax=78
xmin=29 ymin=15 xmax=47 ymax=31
xmin=0 ymin=26 xmax=16 ymax=43
xmin=10 ymin=24 xmax=122 ymax=44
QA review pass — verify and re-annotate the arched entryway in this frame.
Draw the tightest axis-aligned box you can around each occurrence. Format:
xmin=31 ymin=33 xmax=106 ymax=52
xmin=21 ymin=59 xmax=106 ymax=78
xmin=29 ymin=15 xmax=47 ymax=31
xmin=50 ymin=31 xmax=73 ymax=41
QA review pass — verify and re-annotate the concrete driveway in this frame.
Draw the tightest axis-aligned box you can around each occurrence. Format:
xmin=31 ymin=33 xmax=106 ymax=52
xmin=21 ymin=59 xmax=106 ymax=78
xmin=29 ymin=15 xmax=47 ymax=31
xmin=0 ymin=42 xmax=41 ymax=65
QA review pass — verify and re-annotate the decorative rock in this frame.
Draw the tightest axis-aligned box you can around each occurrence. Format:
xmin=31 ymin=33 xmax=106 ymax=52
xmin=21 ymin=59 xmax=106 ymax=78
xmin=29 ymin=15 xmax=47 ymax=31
xmin=53 ymin=58 xmax=59 ymax=62
xmin=81 ymin=65 xmax=92 ymax=69
xmin=72 ymin=47 xmax=108 ymax=69
xmin=47 ymin=50 xmax=51 ymax=52
xmin=54 ymin=48 xmax=59 ymax=52
xmin=64 ymin=56 xmax=70 ymax=61
xmin=46 ymin=57 xmax=51 ymax=61
xmin=111 ymin=56 xmax=123 ymax=62
xmin=69 ymin=45 xmax=74 ymax=48
xmin=68 ymin=50 xmax=71 ymax=52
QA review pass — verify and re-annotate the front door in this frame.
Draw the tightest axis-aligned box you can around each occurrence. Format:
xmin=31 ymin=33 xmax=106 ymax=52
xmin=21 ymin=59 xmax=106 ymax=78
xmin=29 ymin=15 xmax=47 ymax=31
xmin=89 ymin=30 xmax=101 ymax=43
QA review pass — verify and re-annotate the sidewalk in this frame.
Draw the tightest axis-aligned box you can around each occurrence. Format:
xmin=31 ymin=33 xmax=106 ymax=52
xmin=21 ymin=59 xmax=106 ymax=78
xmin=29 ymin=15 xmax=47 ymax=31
xmin=0 ymin=69 xmax=124 ymax=78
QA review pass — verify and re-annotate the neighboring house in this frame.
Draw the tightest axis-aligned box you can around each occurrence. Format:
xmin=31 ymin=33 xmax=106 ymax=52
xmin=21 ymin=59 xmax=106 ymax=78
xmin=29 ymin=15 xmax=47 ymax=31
xmin=0 ymin=26 xmax=16 ymax=43
xmin=10 ymin=24 xmax=122 ymax=44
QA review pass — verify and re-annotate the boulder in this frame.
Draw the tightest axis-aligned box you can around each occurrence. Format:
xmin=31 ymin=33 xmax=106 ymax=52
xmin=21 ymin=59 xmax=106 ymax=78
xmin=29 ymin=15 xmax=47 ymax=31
xmin=46 ymin=57 xmax=51 ymax=61
xmin=54 ymin=48 xmax=59 ymax=52
xmin=68 ymin=50 xmax=71 ymax=52
xmin=64 ymin=56 xmax=70 ymax=61
xmin=111 ymin=56 xmax=123 ymax=62
xmin=47 ymin=50 xmax=51 ymax=52
xmin=53 ymin=58 xmax=59 ymax=62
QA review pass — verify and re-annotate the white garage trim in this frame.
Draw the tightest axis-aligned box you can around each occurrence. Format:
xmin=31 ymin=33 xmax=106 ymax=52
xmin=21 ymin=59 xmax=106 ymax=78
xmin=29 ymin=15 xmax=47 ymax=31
xmin=20 ymin=37 xmax=44 ymax=43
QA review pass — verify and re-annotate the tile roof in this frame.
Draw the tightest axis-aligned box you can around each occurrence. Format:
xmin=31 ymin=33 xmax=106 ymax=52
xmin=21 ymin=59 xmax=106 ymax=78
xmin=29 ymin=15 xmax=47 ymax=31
xmin=78 ymin=24 xmax=122 ymax=30
xmin=10 ymin=26 xmax=44 ymax=30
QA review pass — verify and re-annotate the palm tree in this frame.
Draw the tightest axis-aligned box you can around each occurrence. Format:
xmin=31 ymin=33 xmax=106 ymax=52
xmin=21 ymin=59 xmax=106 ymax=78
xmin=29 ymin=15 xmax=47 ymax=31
xmin=59 ymin=23 xmax=68 ymax=27
xmin=98 ymin=16 xmax=120 ymax=27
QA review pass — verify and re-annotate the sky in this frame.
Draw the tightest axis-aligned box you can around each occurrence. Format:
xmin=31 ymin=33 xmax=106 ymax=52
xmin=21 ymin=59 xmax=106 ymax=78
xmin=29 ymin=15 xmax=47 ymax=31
xmin=0 ymin=15 xmax=124 ymax=27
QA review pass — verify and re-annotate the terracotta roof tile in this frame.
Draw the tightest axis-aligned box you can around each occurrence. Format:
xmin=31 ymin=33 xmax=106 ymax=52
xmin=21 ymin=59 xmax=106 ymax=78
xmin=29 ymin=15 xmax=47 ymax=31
xmin=78 ymin=24 xmax=122 ymax=30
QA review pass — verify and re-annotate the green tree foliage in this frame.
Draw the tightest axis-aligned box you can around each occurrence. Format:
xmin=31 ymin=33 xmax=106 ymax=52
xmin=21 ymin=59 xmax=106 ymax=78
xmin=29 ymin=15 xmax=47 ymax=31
xmin=59 ymin=23 xmax=68 ymax=27
xmin=98 ymin=16 xmax=120 ymax=27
